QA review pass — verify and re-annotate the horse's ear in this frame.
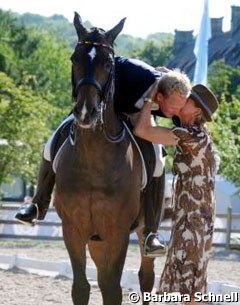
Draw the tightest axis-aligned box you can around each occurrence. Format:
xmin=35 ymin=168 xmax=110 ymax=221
xmin=73 ymin=12 xmax=88 ymax=40
xmin=105 ymin=18 xmax=126 ymax=44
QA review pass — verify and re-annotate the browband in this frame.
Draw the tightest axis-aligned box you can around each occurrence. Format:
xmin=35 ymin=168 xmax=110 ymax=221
xmin=78 ymin=41 xmax=114 ymax=53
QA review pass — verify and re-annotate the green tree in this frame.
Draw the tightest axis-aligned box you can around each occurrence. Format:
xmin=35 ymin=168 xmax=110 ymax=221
xmin=115 ymin=34 xmax=145 ymax=56
xmin=208 ymin=61 xmax=240 ymax=186
xmin=16 ymin=28 xmax=72 ymax=126
xmin=210 ymin=95 xmax=240 ymax=186
xmin=0 ymin=72 xmax=54 ymax=184
xmin=0 ymin=10 xmax=27 ymax=76
xmin=0 ymin=10 xmax=73 ymax=184
xmin=20 ymin=13 xmax=92 ymax=48
xmin=130 ymin=35 xmax=173 ymax=67
xmin=208 ymin=60 xmax=240 ymax=100
xmin=0 ymin=10 xmax=72 ymax=127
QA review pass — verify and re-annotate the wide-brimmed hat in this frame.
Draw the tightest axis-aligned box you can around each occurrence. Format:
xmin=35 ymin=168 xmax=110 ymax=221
xmin=190 ymin=84 xmax=219 ymax=121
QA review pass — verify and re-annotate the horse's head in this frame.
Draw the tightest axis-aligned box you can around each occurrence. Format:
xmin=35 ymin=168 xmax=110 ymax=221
xmin=71 ymin=12 xmax=125 ymax=128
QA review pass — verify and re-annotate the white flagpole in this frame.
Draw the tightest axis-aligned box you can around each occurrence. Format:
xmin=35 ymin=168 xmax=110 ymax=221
xmin=193 ymin=0 xmax=211 ymax=85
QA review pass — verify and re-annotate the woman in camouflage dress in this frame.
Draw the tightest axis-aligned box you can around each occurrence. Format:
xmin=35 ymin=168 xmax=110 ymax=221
xmin=134 ymin=84 xmax=219 ymax=304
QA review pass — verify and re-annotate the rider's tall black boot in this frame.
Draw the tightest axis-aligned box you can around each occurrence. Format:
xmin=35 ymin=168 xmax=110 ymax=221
xmin=143 ymin=176 xmax=166 ymax=257
xmin=15 ymin=158 xmax=55 ymax=225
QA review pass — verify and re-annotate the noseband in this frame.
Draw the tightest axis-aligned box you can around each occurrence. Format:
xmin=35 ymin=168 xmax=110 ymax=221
xmin=72 ymin=41 xmax=125 ymax=143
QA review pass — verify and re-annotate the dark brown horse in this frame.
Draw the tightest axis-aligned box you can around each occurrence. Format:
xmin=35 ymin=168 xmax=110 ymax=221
xmin=54 ymin=12 xmax=165 ymax=305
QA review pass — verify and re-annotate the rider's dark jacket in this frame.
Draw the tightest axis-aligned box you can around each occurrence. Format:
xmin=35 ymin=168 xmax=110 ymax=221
xmin=114 ymin=56 xmax=164 ymax=117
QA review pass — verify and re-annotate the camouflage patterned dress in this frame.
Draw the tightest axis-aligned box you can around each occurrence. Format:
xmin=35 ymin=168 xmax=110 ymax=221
xmin=158 ymin=125 xmax=217 ymax=295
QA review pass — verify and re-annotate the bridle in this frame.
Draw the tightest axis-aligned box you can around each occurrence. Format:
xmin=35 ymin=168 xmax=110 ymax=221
xmin=74 ymin=41 xmax=114 ymax=96
xmin=72 ymin=40 xmax=125 ymax=143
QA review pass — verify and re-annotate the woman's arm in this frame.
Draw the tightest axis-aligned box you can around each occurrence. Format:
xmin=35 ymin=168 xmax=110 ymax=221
xmin=133 ymin=99 xmax=177 ymax=146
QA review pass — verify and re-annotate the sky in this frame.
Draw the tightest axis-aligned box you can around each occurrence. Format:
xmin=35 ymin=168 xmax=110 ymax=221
xmin=1 ymin=0 xmax=240 ymax=38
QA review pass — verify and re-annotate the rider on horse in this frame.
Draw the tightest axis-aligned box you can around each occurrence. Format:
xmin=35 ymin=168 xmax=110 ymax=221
xmin=15 ymin=56 xmax=191 ymax=256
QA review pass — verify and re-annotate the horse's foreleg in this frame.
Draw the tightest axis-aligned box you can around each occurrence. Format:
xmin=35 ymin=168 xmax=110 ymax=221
xmin=137 ymin=230 xmax=155 ymax=305
xmin=88 ymin=234 xmax=129 ymax=305
xmin=62 ymin=225 xmax=90 ymax=305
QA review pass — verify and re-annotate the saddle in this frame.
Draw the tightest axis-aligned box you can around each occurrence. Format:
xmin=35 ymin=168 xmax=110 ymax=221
xmin=121 ymin=116 xmax=166 ymax=233
xmin=122 ymin=116 xmax=166 ymax=190
xmin=50 ymin=120 xmax=72 ymax=162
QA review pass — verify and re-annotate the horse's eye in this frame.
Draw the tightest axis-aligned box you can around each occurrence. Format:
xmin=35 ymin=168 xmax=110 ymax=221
xmin=105 ymin=62 xmax=113 ymax=72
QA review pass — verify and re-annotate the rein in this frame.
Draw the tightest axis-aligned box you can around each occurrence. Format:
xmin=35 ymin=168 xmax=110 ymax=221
xmin=73 ymin=40 xmax=125 ymax=143
xmin=100 ymin=68 xmax=126 ymax=143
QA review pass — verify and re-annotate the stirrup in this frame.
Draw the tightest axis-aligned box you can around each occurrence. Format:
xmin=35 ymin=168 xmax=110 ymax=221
xmin=143 ymin=231 xmax=167 ymax=257
xmin=143 ymin=231 xmax=166 ymax=246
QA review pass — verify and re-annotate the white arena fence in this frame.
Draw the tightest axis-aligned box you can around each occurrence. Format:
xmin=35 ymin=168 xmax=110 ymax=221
xmin=0 ymin=203 xmax=240 ymax=249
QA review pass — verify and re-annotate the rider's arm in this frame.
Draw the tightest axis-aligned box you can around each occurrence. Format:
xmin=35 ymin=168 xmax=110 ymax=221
xmin=133 ymin=99 xmax=177 ymax=146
